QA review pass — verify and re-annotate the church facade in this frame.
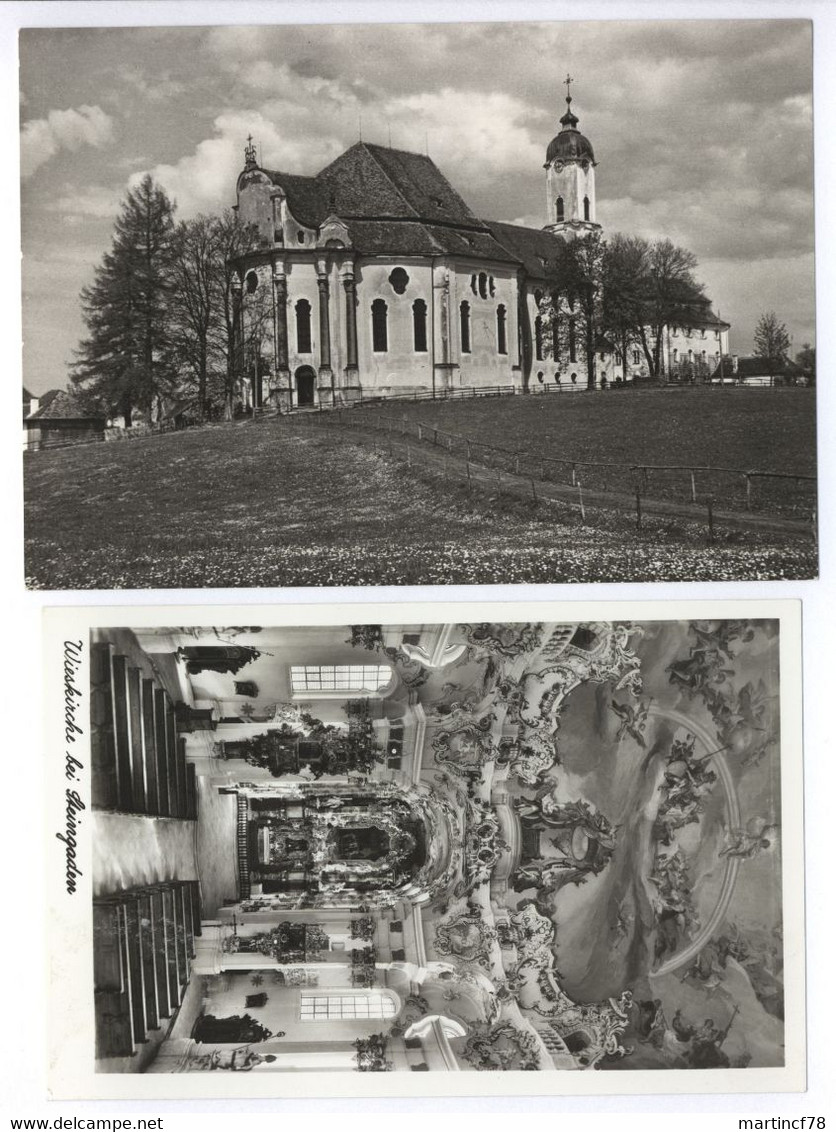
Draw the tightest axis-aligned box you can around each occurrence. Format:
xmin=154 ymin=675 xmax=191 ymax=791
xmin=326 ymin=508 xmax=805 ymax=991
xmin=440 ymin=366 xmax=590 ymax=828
xmin=232 ymin=90 xmax=730 ymax=411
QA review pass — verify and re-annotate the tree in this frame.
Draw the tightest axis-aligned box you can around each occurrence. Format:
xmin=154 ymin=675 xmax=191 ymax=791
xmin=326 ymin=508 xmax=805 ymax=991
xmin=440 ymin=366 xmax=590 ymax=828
xmin=796 ymin=342 xmax=815 ymax=386
xmin=635 ymin=238 xmax=706 ymax=380
xmin=71 ymin=175 xmax=177 ymax=424
xmin=210 ymin=211 xmax=266 ymax=420
xmin=169 ymin=215 xmax=217 ymax=420
xmin=541 ymin=230 xmax=606 ymax=389
xmin=753 ymin=311 xmax=791 ymax=387
xmin=601 ymin=233 xmax=648 ymax=380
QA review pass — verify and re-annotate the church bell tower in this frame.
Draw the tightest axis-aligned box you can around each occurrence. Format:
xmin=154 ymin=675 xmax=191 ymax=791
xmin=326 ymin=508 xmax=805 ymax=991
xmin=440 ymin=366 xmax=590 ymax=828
xmin=544 ymin=76 xmax=600 ymax=238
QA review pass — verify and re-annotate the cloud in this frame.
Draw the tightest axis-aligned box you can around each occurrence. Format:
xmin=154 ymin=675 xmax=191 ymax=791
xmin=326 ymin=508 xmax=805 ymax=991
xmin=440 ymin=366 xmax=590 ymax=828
xmin=21 ymin=104 xmax=115 ymax=178
xmin=50 ymin=185 xmax=123 ymax=220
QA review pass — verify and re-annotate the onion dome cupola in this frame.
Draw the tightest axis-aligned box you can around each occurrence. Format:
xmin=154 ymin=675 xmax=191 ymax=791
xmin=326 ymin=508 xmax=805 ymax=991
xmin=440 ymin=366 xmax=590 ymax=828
xmin=543 ymin=77 xmax=601 ymax=238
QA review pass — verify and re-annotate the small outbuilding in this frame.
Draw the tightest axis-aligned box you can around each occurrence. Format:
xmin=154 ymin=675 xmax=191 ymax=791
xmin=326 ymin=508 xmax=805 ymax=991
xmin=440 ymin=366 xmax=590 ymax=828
xmin=24 ymin=388 xmax=106 ymax=452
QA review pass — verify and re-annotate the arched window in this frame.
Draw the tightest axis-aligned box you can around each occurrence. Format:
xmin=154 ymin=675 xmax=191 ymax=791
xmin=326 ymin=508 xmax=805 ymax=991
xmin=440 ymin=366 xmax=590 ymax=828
xmin=534 ymin=316 xmax=544 ymax=361
xmin=556 ymin=197 xmax=564 ymax=223
xmin=569 ymin=318 xmax=577 ymax=364
xmin=295 ymin=299 xmax=312 ymax=353
xmin=583 ymin=196 xmax=590 ymax=222
xmin=290 ymin=664 xmax=391 ymax=695
xmin=470 ymin=275 xmax=477 ymax=295
xmin=371 ymin=298 xmax=388 ymax=352
xmin=460 ymin=301 xmax=471 ymax=354
xmin=496 ymin=305 xmax=507 ymax=355
xmin=673 ymin=349 xmax=679 ymax=363
xmin=478 ymin=272 xmax=488 ymax=299
xmin=245 ymin=270 xmax=258 ymax=294
xmin=412 ymin=299 xmax=428 ymax=352
xmin=301 ymin=990 xmax=398 ymax=1022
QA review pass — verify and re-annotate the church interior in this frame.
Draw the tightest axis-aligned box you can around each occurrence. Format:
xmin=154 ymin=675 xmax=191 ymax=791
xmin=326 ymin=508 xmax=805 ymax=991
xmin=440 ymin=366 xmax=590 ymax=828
xmin=89 ymin=618 xmax=785 ymax=1075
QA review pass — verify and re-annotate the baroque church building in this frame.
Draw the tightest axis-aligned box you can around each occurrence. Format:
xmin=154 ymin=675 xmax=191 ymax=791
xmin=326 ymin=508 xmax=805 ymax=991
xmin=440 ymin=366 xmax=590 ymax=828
xmin=232 ymin=88 xmax=730 ymax=411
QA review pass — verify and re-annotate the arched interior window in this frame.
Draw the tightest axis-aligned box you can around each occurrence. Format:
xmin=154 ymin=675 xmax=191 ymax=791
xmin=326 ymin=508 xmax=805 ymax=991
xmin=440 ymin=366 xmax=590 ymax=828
xmin=583 ymin=196 xmax=590 ymax=222
xmin=534 ymin=315 xmax=544 ymax=361
xmin=460 ymin=301 xmax=471 ymax=354
xmin=478 ymin=272 xmax=488 ymax=299
xmin=245 ymin=271 xmax=258 ymax=294
xmin=496 ymin=304 xmax=507 ymax=355
xmin=556 ymin=197 xmax=564 ymax=223
xmin=295 ymin=299 xmax=312 ymax=353
xmin=290 ymin=664 xmax=391 ymax=695
xmin=301 ymin=991 xmax=398 ymax=1022
xmin=371 ymin=299 xmax=388 ymax=352
xmin=568 ymin=317 xmax=577 ymax=364
xmin=412 ymin=299 xmax=428 ymax=352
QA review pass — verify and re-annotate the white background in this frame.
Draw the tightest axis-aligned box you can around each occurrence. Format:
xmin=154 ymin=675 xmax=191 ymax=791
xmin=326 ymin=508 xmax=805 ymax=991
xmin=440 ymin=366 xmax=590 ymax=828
xmin=2 ymin=0 xmax=833 ymax=1126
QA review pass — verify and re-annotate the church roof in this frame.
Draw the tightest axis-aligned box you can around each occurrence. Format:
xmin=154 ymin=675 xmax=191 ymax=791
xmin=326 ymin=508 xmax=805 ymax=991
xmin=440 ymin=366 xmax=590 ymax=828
xmin=258 ymin=142 xmax=519 ymax=265
xmin=485 ymin=221 xmax=564 ymax=279
xmin=263 ymin=170 xmax=330 ymax=228
xmin=545 ymin=94 xmax=596 ymax=166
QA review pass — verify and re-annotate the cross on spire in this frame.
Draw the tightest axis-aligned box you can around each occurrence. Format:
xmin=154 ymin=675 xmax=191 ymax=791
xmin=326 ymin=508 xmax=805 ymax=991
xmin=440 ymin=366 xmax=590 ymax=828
xmin=244 ymin=133 xmax=258 ymax=167
xmin=564 ymin=73 xmax=573 ymax=102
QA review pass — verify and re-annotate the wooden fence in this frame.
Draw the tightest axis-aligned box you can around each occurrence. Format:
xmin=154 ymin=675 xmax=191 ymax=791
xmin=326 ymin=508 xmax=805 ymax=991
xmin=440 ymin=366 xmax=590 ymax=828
xmin=307 ymin=406 xmax=816 ymax=522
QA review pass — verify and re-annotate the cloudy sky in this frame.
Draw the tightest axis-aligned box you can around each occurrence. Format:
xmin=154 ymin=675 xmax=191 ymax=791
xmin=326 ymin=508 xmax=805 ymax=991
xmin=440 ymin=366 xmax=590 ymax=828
xmin=19 ymin=17 xmax=814 ymax=395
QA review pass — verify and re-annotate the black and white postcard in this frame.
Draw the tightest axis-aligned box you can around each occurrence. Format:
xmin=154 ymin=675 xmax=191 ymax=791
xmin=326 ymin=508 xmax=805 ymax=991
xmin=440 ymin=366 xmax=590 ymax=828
xmin=45 ymin=600 xmax=804 ymax=1098
xmin=20 ymin=19 xmax=817 ymax=588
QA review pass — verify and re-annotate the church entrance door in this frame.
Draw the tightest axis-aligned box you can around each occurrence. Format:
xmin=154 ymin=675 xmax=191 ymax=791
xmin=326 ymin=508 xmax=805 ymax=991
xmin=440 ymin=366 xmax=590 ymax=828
xmin=295 ymin=366 xmax=316 ymax=407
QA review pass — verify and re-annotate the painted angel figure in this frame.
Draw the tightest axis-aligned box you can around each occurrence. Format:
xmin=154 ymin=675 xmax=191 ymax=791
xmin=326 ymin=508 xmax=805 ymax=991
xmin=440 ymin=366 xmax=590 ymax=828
xmin=720 ymin=816 xmax=780 ymax=859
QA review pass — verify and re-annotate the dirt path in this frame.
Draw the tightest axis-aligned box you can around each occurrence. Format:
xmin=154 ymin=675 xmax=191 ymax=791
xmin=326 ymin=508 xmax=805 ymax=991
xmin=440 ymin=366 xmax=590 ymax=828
xmin=297 ymin=416 xmax=814 ymax=539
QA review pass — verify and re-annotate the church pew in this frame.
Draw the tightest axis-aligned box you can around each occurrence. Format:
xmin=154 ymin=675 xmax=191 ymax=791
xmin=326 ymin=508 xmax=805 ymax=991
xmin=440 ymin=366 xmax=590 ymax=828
xmin=174 ymin=735 xmax=187 ymax=819
xmin=185 ymin=762 xmax=198 ymax=821
xmin=89 ymin=644 xmax=118 ymax=810
xmin=148 ymin=890 xmax=171 ymax=1019
xmin=126 ymin=667 xmax=146 ymax=814
xmin=160 ymin=887 xmax=181 ymax=1008
xmin=141 ymin=678 xmax=160 ymax=815
xmin=153 ymin=689 xmax=171 ymax=817
xmin=121 ymin=896 xmax=148 ymax=1045
xmin=110 ymin=654 xmax=133 ymax=812
xmin=188 ymin=880 xmax=202 ymax=937
xmin=172 ymin=884 xmax=191 ymax=985
xmin=136 ymin=892 xmax=159 ymax=1032
xmin=164 ymin=703 xmax=181 ymax=817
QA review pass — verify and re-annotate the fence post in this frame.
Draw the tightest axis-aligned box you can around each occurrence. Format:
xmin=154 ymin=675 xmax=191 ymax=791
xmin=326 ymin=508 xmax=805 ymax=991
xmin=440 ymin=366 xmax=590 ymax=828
xmin=571 ymin=464 xmax=577 ymax=486
xmin=577 ymin=480 xmax=586 ymax=521
xmin=745 ymin=474 xmax=752 ymax=511
xmin=402 ymin=414 xmax=407 ymax=436
xmin=466 ymin=439 xmax=472 ymax=462
xmin=531 ymin=478 xmax=537 ymax=502
xmin=433 ymin=428 xmax=438 ymax=446
xmin=690 ymin=471 xmax=697 ymax=503
xmin=418 ymin=423 xmax=423 ymax=442
xmin=707 ymin=498 xmax=715 ymax=543
xmin=466 ymin=460 xmax=472 ymax=490
xmin=636 ymin=489 xmax=643 ymax=531
xmin=514 ymin=454 xmax=520 ymax=476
